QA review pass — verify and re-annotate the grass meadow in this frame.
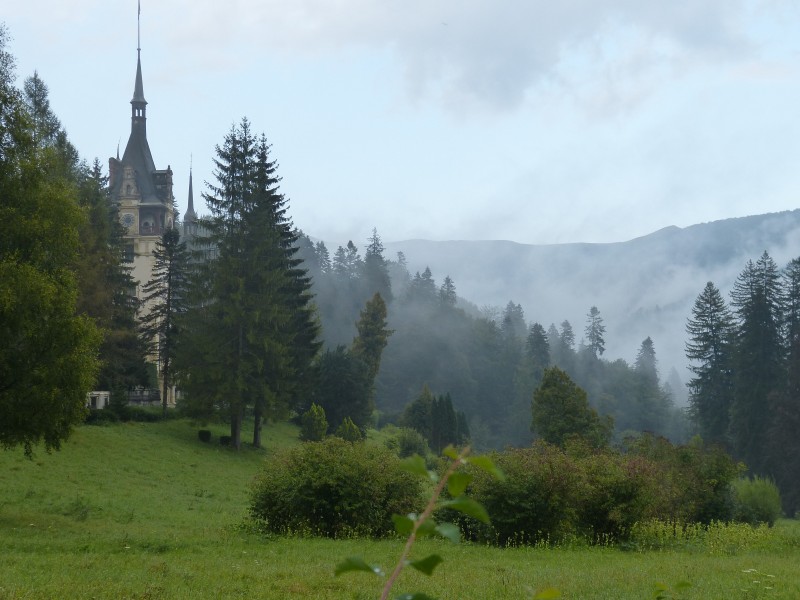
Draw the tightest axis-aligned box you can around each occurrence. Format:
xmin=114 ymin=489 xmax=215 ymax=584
xmin=1 ymin=419 xmax=799 ymax=599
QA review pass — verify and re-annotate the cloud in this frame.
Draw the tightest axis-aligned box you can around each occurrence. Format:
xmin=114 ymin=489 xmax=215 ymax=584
xmin=167 ymin=0 xmax=755 ymax=113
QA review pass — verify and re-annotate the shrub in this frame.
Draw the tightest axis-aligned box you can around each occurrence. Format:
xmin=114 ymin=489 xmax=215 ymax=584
xmin=334 ymin=416 xmax=362 ymax=442
xmin=384 ymin=426 xmax=430 ymax=459
xmin=299 ymin=403 xmax=328 ymax=441
xmin=732 ymin=476 xmax=783 ymax=526
xmin=624 ymin=434 xmax=740 ymax=523
xmin=462 ymin=443 xmax=583 ymax=545
xmin=572 ymin=448 xmax=660 ymax=542
xmin=250 ymin=437 xmax=423 ymax=537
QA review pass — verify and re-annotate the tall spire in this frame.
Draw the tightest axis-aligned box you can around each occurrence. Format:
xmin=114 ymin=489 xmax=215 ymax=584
xmin=185 ymin=160 xmax=197 ymax=224
xmin=131 ymin=0 xmax=147 ymax=117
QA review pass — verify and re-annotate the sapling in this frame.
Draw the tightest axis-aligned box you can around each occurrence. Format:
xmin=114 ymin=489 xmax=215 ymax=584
xmin=335 ymin=445 xmax=512 ymax=599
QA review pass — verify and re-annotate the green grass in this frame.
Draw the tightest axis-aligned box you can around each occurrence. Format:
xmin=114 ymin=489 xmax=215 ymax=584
xmin=1 ymin=420 xmax=799 ymax=599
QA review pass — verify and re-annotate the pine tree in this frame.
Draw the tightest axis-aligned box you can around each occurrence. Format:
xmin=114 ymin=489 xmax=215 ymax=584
xmin=526 ymin=322 xmax=550 ymax=372
xmin=633 ymin=336 xmax=671 ymax=434
xmin=351 ymin=292 xmax=393 ymax=387
xmin=584 ymin=306 xmax=606 ymax=357
xmin=439 ymin=275 xmax=457 ymax=308
xmin=685 ymin=281 xmax=736 ymax=446
xmin=729 ymin=252 xmax=784 ymax=473
xmin=531 ymin=367 xmax=612 ymax=448
xmin=766 ymin=257 xmax=800 ymax=514
xmin=310 ymin=346 xmax=371 ymax=431
xmin=139 ymin=227 xmax=189 ymax=416
xmin=363 ymin=228 xmax=392 ymax=303
xmin=177 ymin=119 xmax=319 ymax=449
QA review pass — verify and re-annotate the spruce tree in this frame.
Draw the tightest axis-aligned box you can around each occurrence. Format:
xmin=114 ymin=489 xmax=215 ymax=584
xmin=363 ymin=228 xmax=392 ymax=303
xmin=351 ymin=292 xmax=393 ymax=386
xmin=177 ymin=119 xmax=319 ymax=449
xmin=584 ymin=306 xmax=606 ymax=357
xmin=139 ymin=227 xmax=189 ymax=416
xmin=729 ymin=252 xmax=784 ymax=473
xmin=439 ymin=275 xmax=457 ymax=307
xmin=685 ymin=281 xmax=735 ymax=446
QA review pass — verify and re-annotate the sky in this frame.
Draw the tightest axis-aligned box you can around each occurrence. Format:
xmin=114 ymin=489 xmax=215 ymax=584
xmin=5 ymin=0 xmax=800 ymax=247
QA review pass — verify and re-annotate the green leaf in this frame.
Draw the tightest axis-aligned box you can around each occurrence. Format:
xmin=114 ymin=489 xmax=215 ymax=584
xmin=533 ymin=588 xmax=561 ymax=599
xmin=416 ymin=518 xmax=437 ymax=537
xmin=409 ymin=553 xmax=444 ymax=576
xmin=334 ymin=556 xmax=384 ymax=577
xmin=395 ymin=594 xmax=438 ymax=600
xmin=392 ymin=514 xmax=415 ymax=536
xmin=442 ymin=445 xmax=459 ymax=460
xmin=434 ymin=522 xmax=461 ymax=544
xmin=447 ymin=471 xmax=472 ymax=497
xmin=400 ymin=455 xmax=429 ymax=478
xmin=439 ymin=497 xmax=490 ymax=523
xmin=465 ymin=455 xmax=505 ymax=481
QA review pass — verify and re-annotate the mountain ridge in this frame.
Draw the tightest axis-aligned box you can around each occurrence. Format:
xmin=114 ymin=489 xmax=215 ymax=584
xmin=385 ymin=209 xmax=800 ymax=381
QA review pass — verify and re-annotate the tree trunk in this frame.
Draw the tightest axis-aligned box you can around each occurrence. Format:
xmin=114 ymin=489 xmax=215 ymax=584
xmin=161 ymin=355 xmax=169 ymax=418
xmin=252 ymin=402 xmax=262 ymax=448
xmin=231 ymin=404 xmax=242 ymax=450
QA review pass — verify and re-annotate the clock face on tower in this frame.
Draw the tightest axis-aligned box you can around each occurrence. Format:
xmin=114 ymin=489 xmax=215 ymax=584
xmin=121 ymin=213 xmax=135 ymax=228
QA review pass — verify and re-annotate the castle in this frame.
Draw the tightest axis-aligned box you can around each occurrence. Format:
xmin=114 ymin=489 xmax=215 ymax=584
xmin=108 ymin=25 xmax=197 ymax=406
xmin=108 ymin=42 xmax=197 ymax=300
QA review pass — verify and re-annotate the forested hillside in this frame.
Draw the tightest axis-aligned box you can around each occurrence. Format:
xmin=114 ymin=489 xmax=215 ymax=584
xmin=385 ymin=211 xmax=800 ymax=377
xmin=298 ymin=231 xmax=689 ymax=449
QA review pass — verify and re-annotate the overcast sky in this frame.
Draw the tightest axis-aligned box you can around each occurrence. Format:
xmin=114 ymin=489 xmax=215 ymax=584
xmin=5 ymin=1 xmax=800 ymax=246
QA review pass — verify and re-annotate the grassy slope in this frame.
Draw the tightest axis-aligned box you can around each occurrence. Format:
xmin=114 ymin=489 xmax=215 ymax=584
xmin=0 ymin=420 xmax=798 ymax=599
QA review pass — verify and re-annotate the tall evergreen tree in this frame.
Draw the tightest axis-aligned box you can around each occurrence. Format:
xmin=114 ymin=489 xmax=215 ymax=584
xmin=633 ymin=336 xmax=670 ymax=434
xmin=177 ymin=119 xmax=319 ymax=449
xmin=767 ymin=257 xmax=800 ymax=514
xmin=685 ymin=281 xmax=736 ymax=446
xmin=526 ymin=322 xmax=550 ymax=372
xmin=531 ymin=367 xmax=612 ymax=448
xmin=439 ymin=275 xmax=457 ymax=308
xmin=351 ymin=292 xmax=393 ymax=387
xmin=363 ymin=228 xmax=392 ymax=303
xmin=139 ymin=228 xmax=189 ymax=416
xmin=729 ymin=252 xmax=784 ymax=473
xmin=584 ymin=306 xmax=606 ymax=357
xmin=310 ymin=346 xmax=371 ymax=431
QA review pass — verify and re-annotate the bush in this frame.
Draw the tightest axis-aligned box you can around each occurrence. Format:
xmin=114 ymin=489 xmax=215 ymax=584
xmin=334 ymin=417 xmax=363 ymax=442
xmin=571 ymin=448 xmax=660 ymax=542
xmin=624 ymin=434 xmax=740 ymax=523
xmin=384 ymin=426 xmax=430 ymax=459
xmin=299 ymin=403 xmax=328 ymax=441
xmin=250 ymin=437 xmax=423 ymax=537
xmin=732 ymin=476 xmax=783 ymax=526
xmin=462 ymin=443 xmax=583 ymax=545
xmin=460 ymin=438 xmax=731 ymax=546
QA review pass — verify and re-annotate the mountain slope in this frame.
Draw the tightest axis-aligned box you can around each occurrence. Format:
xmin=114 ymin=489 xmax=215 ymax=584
xmin=386 ymin=210 xmax=800 ymax=379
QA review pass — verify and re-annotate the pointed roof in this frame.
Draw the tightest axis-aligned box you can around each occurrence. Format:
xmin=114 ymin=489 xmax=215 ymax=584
xmin=185 ymin=168 xmax=197 ymax=223
xmin=132 ymin=50 xmax=147 ymax=106
xmin=110 ymin=45 xmax=158 ymax=203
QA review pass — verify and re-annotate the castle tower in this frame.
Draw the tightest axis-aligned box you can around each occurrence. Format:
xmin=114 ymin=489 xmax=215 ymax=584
xmin=108 ymin=29 xmax=175 ymax=300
